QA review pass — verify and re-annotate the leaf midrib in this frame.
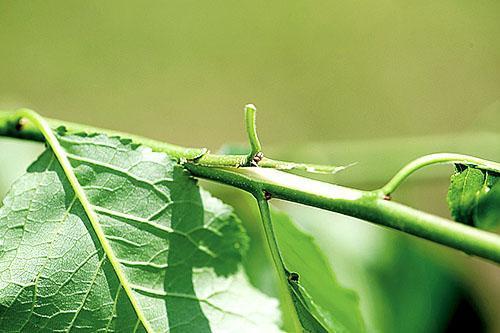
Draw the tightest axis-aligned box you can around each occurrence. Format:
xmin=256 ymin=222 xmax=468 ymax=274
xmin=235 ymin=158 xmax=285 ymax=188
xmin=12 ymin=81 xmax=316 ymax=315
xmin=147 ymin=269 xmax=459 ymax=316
xmin=25 ymin=110 xmax=153 ymax=332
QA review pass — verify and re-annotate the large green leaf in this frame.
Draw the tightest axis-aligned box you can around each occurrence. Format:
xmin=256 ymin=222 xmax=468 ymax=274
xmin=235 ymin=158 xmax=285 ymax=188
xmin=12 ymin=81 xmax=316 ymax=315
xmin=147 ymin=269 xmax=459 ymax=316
xmin=272 ymin=209 xmax=365 ymax=333
xmin=0 ymin=133 xmax=282 ymax=332
xmin=447 ymin=165 xmax=500 ymax=230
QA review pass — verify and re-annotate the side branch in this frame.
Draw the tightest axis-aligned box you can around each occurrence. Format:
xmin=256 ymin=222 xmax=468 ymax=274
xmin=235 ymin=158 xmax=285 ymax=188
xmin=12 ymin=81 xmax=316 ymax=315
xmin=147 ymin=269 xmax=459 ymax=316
xmin=378 ymin=153 xmax=500 ymax=196
xmin=254 ymin=195 xmax=303 ymax=332
xmin=244 ymin=104 xmax=263 ymax=166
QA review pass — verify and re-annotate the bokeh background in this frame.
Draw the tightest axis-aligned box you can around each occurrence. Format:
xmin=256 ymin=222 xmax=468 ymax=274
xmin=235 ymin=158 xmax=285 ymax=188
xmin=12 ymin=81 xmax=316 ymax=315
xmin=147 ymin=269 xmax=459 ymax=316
xmin=1 ymin=1 xmax=499 ymax=332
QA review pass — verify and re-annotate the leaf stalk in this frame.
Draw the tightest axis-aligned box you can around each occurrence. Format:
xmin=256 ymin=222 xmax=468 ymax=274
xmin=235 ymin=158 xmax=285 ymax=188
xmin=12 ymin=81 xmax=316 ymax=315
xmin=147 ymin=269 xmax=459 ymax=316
xmin=254 ymin=195 xmax=303 ymax=332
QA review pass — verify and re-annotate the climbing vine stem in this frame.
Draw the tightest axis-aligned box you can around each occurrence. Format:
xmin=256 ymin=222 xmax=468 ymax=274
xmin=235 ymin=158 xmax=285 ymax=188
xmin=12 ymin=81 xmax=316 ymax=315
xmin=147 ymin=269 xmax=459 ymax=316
xmin=1 ymin=108 xmax=500 ymax=264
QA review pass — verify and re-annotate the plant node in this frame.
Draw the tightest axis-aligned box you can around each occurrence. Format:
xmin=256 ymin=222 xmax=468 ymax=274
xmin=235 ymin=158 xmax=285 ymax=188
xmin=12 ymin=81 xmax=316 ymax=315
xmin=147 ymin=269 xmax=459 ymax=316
xmin=288 ymin=272 xmax=299 ymax=283
xmin=263 ymin=190 xmax=272 ymax=200
xmin=15 ymin=117 xmax=27 ymax=131
xmin=250 ymin=151 xmax=264 ymax=167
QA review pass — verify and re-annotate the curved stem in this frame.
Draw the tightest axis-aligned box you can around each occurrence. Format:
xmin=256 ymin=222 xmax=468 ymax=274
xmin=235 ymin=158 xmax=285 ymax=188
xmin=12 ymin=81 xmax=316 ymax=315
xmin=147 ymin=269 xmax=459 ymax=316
xmin=378 ymin=153 xmax=500 ymax=196
xmin=254 ymin=195 xmax=303 ymax=332
xmin=244 ymin=104 xmax=262 ymax=165
xmin=241 ymin=105 xmax=346 ymax=173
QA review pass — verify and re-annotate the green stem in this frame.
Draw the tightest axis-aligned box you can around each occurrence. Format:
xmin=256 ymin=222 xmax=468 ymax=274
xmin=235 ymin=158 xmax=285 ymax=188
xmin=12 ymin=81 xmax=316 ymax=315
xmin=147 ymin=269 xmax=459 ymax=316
xmin=254 ymin=195 xmax=303 ymax=332
xmin=244 ymin=104 xmax=262 ymax=164
xmin=0 ymin=109 xmax=345 ymax=173
xmin=185 ymin=165 xmax=500 ymax=264
xmin=1 ymin=109 xmax=500 ymax=264
xmin=378 ymin=153 xmax=500 ymax=196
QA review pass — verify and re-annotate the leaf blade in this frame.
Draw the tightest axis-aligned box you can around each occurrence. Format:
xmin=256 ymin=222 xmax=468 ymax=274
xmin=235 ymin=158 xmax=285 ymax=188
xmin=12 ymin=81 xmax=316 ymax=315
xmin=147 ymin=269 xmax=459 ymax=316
xmin=447 ymin=165 xmax=500 ymax=231
xmin=272 ymin=208 xmax=365 ymax=333
xmin=0 ymin=133 xmax=282 ymax=332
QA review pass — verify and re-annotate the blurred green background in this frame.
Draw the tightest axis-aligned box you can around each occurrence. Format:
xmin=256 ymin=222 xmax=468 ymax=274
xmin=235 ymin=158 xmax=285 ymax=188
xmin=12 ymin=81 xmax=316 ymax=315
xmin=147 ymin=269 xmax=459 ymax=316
xmin=1 ymin=1 xmax=499 ymax=332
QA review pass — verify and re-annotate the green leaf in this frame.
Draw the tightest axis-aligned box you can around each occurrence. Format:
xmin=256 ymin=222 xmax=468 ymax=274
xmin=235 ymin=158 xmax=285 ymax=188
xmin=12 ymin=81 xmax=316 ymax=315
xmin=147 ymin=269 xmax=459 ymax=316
xmin=447 ymin=166 xmax=486 ymax=224
xmin=475 ymin=175 xmax=500 ymax=230
xmin=272 ymin=208 xmax=365 ymax=333
xmin=447 ymin=165 xmax=500 ymax=230
xmin=0 ymin=133 xmax=282 ymax=332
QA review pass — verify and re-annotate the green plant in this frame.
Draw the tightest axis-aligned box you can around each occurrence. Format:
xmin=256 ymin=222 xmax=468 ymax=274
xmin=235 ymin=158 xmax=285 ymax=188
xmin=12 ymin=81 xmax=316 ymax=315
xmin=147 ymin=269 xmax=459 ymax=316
xmin=0 ymin=107 xmax=498 ymax=332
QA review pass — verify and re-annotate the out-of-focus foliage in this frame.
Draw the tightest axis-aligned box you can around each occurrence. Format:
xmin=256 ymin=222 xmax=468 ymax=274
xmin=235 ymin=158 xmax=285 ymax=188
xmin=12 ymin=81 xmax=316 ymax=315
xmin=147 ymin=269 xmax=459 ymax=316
xmin=447 ymin=165 xmax=500 ymax=231
xmin=280 ymin=203 xmax=458 ymax=333
xmin=272 ymin=208 xmax=365 ymax=332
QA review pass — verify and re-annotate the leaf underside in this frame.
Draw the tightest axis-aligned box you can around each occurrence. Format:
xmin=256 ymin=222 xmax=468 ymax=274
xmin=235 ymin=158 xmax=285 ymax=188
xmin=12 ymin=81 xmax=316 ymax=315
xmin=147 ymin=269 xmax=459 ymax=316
xmin=272 ymin=209 xmax=365 ymax=333
xmin=447 ymin=164 xmax=500 ymax=231
xmin=0 ymin=133 xmax=281 ymax=332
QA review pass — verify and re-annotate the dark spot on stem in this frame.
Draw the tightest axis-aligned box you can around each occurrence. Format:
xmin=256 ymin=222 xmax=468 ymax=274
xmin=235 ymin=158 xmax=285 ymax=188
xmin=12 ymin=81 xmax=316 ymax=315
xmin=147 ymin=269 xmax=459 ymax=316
xmin=251 ymin=152 xmax=264 ymax=167
xmin=15 ymin=118 xmax=27 ymax=131
xmin=383 ymin=194 xmax=391 ymax=201
xmin=288 ymin=272 xmax=299 ymax=283
xmin=263 ymin=190 xmax=272 ymax=200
